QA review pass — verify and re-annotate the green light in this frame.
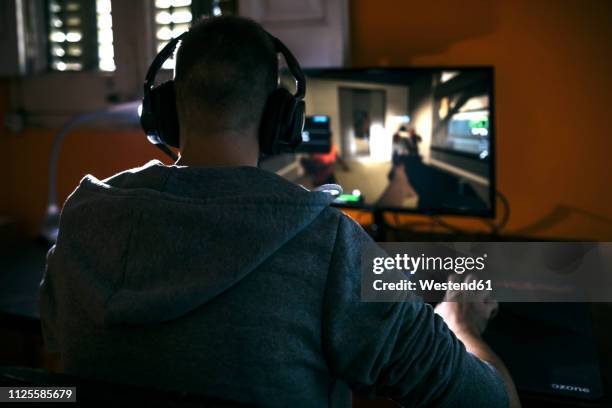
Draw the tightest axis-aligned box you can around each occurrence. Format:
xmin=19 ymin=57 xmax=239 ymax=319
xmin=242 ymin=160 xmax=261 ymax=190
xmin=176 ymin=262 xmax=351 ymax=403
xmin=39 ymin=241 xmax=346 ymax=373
xmin=337 ymin=194 xmax=360 ymax=202
xmin=469 ymin=118 xmax=489 ymax=129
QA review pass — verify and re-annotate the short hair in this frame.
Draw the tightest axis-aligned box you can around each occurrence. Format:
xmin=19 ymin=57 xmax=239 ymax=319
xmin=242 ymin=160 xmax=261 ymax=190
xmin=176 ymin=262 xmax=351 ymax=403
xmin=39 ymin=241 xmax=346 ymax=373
xmin=174 ymin=16 xmax=278 ymax=133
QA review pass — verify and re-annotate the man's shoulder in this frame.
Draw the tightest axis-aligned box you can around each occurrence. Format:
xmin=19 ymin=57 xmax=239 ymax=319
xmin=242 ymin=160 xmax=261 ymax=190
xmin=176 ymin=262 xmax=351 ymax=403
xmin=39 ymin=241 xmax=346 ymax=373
xmin=317 ymin=207 xmax=373 ymax=251
xmin=100 ymin=160 xmax=166 ymax=188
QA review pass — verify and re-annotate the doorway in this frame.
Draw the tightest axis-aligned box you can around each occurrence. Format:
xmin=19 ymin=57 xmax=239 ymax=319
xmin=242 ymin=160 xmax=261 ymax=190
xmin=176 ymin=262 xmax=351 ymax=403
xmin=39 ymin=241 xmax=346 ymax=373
xmin=338 ymin=87 xmax=386 ymax=159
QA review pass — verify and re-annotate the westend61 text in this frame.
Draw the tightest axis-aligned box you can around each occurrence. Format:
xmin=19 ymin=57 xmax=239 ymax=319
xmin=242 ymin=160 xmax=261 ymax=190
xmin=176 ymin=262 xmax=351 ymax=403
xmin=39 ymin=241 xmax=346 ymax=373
xmin=373 ymin=279 xmax=493 ymax=292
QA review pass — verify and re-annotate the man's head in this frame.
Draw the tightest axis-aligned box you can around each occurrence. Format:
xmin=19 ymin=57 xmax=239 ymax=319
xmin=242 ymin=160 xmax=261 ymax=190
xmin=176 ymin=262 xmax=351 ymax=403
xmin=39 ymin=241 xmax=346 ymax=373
xmin=174 ymin=16 xmax=278 ymax=164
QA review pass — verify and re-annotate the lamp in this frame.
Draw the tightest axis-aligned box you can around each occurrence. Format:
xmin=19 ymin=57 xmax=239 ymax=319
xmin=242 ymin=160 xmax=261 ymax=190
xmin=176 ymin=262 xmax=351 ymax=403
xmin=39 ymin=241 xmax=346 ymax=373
xmin=40 ymin=101 xmax=142 ymax=243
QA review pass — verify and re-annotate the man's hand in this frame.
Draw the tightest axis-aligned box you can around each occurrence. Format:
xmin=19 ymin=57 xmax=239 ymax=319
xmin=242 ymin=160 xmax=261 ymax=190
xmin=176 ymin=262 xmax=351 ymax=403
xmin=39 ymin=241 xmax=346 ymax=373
xmin=435 ymin=273 xmax=521 ymax=408
xmin=434 ymin=273 xmax=498 ymax=337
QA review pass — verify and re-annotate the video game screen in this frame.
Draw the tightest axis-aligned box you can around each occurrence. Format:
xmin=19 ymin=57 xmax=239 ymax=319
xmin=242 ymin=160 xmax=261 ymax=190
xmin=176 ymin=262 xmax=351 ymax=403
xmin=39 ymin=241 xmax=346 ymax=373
xmin=262 ymin=67 xmax=495 ymax=216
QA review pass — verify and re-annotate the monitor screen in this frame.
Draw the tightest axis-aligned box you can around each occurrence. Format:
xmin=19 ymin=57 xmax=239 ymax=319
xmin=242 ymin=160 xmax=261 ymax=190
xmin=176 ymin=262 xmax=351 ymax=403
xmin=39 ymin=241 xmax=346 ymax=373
xmin=296 ymin=115 xmax=332 ymax=154
xmin=262 ymin=67 xmax=495 ymax=217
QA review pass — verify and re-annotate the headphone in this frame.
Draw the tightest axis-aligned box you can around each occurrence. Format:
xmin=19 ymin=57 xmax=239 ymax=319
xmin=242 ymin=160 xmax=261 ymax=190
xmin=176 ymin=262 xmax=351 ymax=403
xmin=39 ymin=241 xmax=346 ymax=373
xmin=140 ymin=30 xmax=306 ymax=160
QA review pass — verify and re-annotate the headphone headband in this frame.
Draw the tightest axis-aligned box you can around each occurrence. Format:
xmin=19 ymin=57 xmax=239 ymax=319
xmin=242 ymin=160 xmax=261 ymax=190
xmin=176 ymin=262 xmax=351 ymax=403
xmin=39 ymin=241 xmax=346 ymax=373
xmin=142 ymin=32 xmax=304 ymax=104
xmin=142 ymin=33 xmax=186 ymax=112
xmin=270 ymin=37 xmax=305 ymax=99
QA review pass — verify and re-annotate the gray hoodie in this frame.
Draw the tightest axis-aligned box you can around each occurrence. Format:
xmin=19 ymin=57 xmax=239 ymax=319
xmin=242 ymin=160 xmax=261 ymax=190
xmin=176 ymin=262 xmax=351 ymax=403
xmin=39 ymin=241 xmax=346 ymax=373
xmin=40 ymin=160 xmax=507 ymax=407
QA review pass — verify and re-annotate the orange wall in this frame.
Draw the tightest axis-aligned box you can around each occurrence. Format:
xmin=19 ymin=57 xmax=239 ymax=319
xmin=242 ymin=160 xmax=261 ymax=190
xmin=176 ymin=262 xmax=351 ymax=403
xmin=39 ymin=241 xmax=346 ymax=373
xmin=2 ymin=0 xmax=612 ymax=239
xmin=1 ymin=125 xmax=171 ymax=236
xmin=351 ymin=0 xmax=612 ymax=239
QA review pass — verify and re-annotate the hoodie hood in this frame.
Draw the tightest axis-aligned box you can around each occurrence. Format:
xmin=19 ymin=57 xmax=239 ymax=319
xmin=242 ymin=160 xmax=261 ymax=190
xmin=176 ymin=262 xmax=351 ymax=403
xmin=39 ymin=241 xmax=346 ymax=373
xmin=52 ymin=160 xmax=339 ymax=326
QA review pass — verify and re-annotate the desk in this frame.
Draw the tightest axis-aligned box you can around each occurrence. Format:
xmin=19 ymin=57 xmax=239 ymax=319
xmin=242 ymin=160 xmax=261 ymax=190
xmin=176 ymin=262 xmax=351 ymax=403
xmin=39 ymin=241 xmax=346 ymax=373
xmin=1 ymin=239 xmax=611 ymax=407
xmin=0 ymin=241 xmax=49 ymax=329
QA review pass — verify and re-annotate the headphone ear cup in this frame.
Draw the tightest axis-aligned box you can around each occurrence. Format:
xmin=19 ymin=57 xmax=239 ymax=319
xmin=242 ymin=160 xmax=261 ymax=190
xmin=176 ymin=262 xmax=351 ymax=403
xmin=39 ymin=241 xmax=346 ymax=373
xmin=150 ymin=81 xmax=180 ymax=148
xmin=259 ymin=88 xmax=304 ymax=155
xmin=260 ymin=88 xmax=290 ymax=155
xmin=288 ymin=100 xmax=305 ymax=150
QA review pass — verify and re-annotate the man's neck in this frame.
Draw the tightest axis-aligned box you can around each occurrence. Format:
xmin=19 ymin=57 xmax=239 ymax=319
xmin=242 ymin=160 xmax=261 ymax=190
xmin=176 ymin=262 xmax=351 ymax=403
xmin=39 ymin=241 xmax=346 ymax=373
xmin=175 ymin=153 xmax=257 ymax=167
xmin=175 ymin=132 xmax=259 ymax=167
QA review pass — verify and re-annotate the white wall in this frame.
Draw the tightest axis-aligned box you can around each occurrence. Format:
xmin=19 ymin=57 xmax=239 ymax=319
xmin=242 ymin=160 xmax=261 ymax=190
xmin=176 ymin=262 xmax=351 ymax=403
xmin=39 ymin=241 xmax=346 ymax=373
xmin=303 ymin=78 xmax=409 ymax=158
xmin=240 ymin=0 xmax=349 ymax=67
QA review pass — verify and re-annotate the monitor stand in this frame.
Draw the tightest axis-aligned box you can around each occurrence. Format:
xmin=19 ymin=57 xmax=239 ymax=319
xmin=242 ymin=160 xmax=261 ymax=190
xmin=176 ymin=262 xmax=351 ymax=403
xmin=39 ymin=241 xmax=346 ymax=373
xmin=367 ymin=209 xmax=386 ymax=241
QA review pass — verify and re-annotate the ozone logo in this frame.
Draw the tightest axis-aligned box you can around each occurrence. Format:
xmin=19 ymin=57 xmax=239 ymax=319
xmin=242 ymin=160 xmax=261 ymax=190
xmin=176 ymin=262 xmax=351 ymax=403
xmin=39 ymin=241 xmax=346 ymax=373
xmin=551 ymin=383 xmax=591 ymax=394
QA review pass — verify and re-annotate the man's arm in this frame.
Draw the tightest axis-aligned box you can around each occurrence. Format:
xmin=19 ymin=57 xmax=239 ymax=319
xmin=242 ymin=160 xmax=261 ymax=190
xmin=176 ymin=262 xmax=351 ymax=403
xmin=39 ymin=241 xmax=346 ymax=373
xmin=435 ymin=275 xmax=521 ymax=408
xmin=321 ymin=214 xmax=511 ymax=407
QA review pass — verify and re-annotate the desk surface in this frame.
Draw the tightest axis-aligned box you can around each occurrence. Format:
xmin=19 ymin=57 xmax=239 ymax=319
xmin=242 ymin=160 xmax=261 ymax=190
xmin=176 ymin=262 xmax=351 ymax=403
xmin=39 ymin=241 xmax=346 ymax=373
xmin=1 ymin=239 xmax=611 ymax=407
xmin=0 ymin=241 xmax=49 ymax=322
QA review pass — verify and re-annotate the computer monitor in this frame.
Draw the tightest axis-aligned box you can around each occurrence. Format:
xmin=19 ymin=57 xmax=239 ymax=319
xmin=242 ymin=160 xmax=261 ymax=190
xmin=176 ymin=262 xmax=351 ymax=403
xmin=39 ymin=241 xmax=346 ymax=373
xmin=263 ymin=67 xmax=495 ymax=217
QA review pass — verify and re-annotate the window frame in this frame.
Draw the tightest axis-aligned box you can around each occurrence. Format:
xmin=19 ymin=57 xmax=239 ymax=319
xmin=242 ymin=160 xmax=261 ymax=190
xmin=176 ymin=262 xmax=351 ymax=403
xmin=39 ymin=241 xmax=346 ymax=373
xmin=150 ymin=0 xmax=238 ymax=71
xmin=11 ymin=0 xmax=238 ymax=127
xmin=12 ymin=0 xmax=154 ymax=127
xmin=10 ymin=0 xmax=347 ymax=128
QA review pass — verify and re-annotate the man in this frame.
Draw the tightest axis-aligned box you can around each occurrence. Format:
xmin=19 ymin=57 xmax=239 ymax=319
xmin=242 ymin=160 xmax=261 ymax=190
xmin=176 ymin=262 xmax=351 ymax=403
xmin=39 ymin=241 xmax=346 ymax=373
xmin=40 ymin=16 xmax=519 ymax=407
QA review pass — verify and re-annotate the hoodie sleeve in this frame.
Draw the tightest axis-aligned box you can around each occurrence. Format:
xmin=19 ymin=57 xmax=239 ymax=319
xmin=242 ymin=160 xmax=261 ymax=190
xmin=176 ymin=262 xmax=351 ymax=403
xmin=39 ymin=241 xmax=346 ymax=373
xmin=321 ymin=214 xmax=508 ymax=408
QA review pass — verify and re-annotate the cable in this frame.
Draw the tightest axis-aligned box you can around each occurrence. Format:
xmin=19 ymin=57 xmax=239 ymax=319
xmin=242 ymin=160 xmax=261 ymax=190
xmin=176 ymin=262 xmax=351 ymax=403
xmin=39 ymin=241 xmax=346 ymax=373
xmin=429 ymin=215 xmax=469 ymax=234
xmin=389 ymin=189 xmax=511 ymax=237
xmin=494 ymin=190 xmax=511 ymax=232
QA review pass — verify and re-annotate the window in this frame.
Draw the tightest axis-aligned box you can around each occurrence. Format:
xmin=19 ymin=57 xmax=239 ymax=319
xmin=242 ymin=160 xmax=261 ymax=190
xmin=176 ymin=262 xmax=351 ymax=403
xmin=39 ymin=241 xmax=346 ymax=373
xmin=96 ymin=0 xmax=115 ymax=71
xmin=47 ymin=0 xmax=115 ymax=72
xmin=153 ymin=0 xmax=237 ymax=69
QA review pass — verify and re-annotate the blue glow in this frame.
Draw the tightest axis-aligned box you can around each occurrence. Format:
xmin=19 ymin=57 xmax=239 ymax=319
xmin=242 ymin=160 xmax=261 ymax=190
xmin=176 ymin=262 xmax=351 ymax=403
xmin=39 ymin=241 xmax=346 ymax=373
xmin=313 ymin=115 xmax=329 ymax=123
